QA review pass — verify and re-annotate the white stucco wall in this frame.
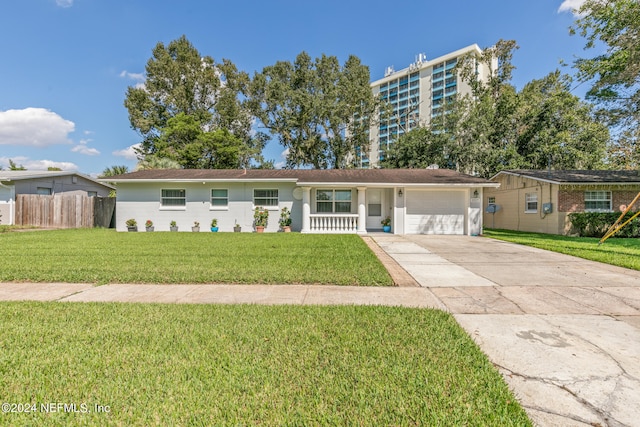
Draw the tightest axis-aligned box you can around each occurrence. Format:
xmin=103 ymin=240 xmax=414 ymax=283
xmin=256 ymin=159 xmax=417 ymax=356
xmin=115 ymin=181 xmax=300 ymax=232
xmin=469 ymin=187 xmax=482 ymax=236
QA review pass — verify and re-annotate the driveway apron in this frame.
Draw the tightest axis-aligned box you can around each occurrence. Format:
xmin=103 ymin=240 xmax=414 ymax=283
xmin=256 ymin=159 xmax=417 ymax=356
xmin=372 ymin=234 xmax=640 ymax=427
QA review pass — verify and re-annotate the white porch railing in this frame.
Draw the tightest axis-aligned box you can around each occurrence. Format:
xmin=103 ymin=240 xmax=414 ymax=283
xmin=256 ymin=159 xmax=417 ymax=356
xmin=309 ymin=214 xmax=358 ymax=233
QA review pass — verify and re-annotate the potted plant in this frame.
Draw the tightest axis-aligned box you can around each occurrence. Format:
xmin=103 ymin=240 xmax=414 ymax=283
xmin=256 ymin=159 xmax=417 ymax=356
xmin=253 ymin=207 xmax=268 ymax=233
xmin=192 ymin=221 xmax=200 ymax=232
xmin=381 ymin=216 xmax=392 ymax=233
xmin=210 ymin=218 xmax=219 ymax=232
xmin=145 ymin=219 xmax=154 ymax=232
xmin=279 ymin=206 xmax=292 ymax=232
xmin=233 ymin=222 xmax=241 ymax=233
xmin=126 ymin=218 xmax=137 ymax=232
xmin=381 ymin=216 xmax=392 ymax=232
xmin=170 ymin=220 xmax=178 ymax=232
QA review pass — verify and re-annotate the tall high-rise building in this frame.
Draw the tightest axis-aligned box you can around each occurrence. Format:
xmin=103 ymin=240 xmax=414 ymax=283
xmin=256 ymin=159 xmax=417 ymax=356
xmin=360 ymin=44 xmax=495 ymax=168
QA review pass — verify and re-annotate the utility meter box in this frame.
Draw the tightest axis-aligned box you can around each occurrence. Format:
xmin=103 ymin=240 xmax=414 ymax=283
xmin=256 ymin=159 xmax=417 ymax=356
xmin=542 ymin=203 xmax=553 ymax=214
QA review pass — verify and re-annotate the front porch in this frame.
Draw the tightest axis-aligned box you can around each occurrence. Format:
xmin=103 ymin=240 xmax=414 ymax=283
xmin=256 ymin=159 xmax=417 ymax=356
xmin=300 ymin=186 xmax=390 ymax=234
xmin=296 ymin=184 xmax=483 ymax=235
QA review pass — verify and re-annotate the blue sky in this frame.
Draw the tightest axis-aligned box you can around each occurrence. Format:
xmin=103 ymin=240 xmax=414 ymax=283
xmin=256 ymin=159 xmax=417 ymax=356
xmin=0 ymin=0 xmax=589 ymax=175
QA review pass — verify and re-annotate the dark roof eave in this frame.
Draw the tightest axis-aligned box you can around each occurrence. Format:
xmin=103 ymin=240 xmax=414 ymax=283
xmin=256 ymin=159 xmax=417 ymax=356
xmin=492 ymin=170 xmax=640 ymax=185
xmin=296 ymin=181 xmax=499 ymax=187
xmin=101 ymin=168 xmax=497 ymax=186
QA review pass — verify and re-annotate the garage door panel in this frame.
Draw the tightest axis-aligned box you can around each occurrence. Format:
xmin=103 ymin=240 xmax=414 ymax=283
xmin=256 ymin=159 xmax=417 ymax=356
xmin=406 ymin=214 xmax=464 ymax=234
xmin=406 ymin=190 xmax=465 ymax=234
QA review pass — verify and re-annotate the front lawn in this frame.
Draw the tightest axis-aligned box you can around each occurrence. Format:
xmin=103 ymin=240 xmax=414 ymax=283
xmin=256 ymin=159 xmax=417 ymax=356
xmin=484 ymin=229 xmax=640 ymax=271
xmin=0 ymin=302 xmax=531 ymax=426
xmin=0 ymin=229 xmax=392 ymax=286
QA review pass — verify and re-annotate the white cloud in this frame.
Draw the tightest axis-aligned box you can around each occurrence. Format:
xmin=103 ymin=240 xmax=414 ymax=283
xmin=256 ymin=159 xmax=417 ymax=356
xmin=0 ymin=108 xmax=74 ymax=147
xmin=558 ymin=0 xmax=587 ymax=15
xmin=56 ymin=0 xmax=74 ymax=8
xmin=119 ymin=70 xmax=144 ymax=81
xmin=71 ymin=139 xmax=100 ymax=156
xmin=113 ymin=144 xmax=140 ymax=160
xmin=274 ymin=148 xmax=289 ymax=169
xmin=0 ymin=156 xmax=78 ymax=171
xmin=120 ymin=70 xmax=146 ymax=89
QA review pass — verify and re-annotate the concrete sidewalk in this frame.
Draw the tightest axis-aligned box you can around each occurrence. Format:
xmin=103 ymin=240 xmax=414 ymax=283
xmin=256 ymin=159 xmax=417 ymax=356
xmin=0 ymin=282 xmax=444 ymax=308
xmin=372 ymin=234 xmax=640 ymax=427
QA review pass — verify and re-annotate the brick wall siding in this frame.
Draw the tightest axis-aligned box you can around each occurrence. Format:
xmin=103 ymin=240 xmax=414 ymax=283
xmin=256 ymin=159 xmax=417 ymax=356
xmin=558 ymin=190 xmax=584 ymax=213
xmin=613 ymin=191 xmax=640 ymax=211
xmin=559 ymin=189 xmax=639 ymax=213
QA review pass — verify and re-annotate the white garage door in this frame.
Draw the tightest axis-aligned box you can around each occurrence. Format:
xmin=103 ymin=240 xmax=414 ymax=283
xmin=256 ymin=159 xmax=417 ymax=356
xmin=405 ymin=190 xmax=465 ymax=234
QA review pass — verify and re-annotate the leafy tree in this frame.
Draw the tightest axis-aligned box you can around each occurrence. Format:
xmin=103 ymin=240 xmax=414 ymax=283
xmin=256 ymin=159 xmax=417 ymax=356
xmin=571 ymin=0 xmax=640 ymax=111
xmin=250 ymin=52 xmax=376 ymax=169
xmin=606 ymin=127 xmax=639 ymax=169
xmin=515 ymin=71 xmax=608 ymax=170
xmin=100 ymin=165 xmax=130 ymax=178
xmin=252 ymin=159 xmax=275 ymax=169
xmin=570 ymin=0 xmax=640 ymax=168
xmin=381 ymin=128 xmax=449 ymax=168
xmin=47 ymin=167 xmax=62 ymax=171
xmin=124 ymin=35 xmax=266 ymax=169
xmin=153 ymin=113 xmax=249 ymax=169
xmin=8 ymin=159 xmax=26 ymax=170
xmin=446 ymin=39 xmax=524 ymax=176
xmin=136 ymin=156 xmax=182 ymax=170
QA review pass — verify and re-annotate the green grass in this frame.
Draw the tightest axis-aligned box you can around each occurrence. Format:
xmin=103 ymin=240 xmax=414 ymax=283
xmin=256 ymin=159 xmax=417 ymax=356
xmin=0 ymin=225 xmax=35 ymax=233
xmin=0 ymin=228 xmax=392 ymax=286
xmin=0 ymin=302 xmax=531 ymax=426
xmin=484 ymin=228 xmax=640 ymax=271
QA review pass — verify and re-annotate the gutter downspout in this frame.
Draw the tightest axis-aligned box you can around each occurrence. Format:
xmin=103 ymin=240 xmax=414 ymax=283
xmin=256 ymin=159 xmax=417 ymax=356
xmin=0 ymin=181 xmax=15 ymax=225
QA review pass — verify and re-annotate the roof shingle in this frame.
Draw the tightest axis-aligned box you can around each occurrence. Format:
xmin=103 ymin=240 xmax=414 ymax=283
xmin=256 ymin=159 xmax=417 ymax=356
xmin=497 ymin=169 xmax=640 ymax=184
xmin=104 ymin=168 xmax=495 ymax=185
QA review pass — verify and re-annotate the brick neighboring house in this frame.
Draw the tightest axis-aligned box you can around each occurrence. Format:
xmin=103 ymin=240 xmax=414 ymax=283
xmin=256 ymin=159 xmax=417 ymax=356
xmin=483 ymin=170 xmax=640 ymax=235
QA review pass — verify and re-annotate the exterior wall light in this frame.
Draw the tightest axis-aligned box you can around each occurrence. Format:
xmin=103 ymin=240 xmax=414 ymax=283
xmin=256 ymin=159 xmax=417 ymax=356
xmin=398 ymin=189 xmax=403 ymax=197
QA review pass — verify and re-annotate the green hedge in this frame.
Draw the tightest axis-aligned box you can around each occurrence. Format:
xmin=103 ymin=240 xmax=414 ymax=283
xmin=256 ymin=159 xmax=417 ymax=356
xmin=568 ymin=211 xmax=640 ymax=237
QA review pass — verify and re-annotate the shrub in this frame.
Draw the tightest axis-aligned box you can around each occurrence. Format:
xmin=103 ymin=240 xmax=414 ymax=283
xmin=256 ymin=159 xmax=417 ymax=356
xmin=279 ymin=207 xmax=291 ymax=228
xmin=254 ymin=207 xmax=269 ymax=227
xmin=569 ymin=211 xmax=640 ymax=238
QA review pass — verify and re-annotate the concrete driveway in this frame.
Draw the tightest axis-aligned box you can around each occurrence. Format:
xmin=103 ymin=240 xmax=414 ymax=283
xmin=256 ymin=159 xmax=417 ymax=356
xmin=372 ymin=234 xmax=640 ymax=427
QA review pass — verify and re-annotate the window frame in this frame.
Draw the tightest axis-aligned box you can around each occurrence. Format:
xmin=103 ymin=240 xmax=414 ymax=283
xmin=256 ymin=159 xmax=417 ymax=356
xmin=160 ymin=188 xmax=186 ymax=210
xmin=315 ymin=189 xmax=353 ymax=214
xmin=253 ymin=189 xmax=279 ymax=209
xmin=36 ymin=187 xmax=52 ymax=195
xmin=584 ymin=190 xmax=612 ymax=212
xmin=525 ymin=193 xmax=538 ymax=213
xmin=210 ymin=188 xmax=229 ymax=210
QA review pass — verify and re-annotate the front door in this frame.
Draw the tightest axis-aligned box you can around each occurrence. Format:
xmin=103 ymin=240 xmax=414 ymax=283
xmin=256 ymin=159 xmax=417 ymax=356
xmin=366 ymin=189 xmax=384 ymax=230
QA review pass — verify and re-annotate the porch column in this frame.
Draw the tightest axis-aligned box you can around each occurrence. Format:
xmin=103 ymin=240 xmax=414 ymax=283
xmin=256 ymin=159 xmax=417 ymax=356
xmin=301 ymin=186 xmax=311 ymax=233
xmin=357 ymin=186 xmax=367 ymax=234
